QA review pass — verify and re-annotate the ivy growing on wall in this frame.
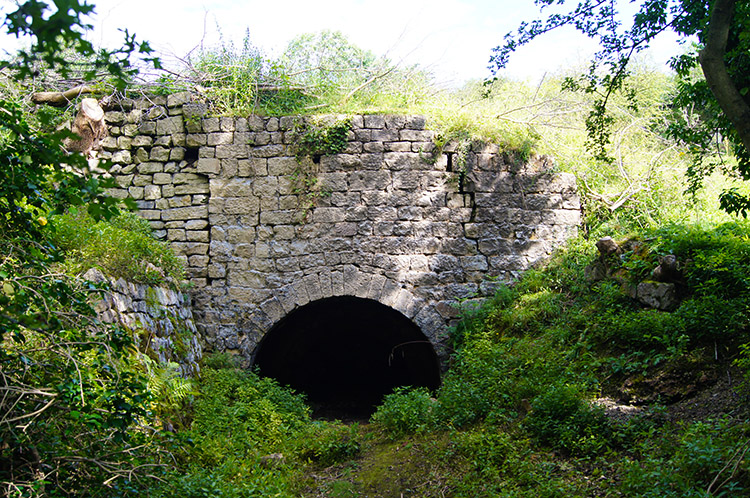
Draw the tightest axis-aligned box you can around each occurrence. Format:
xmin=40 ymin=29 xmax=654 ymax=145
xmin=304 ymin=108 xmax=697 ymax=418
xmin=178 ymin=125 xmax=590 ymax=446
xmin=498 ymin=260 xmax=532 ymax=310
xmin=294 ymin=118 xmax=352 ymax=163
xmin=291 ymin=118 xmax=352 ymax=220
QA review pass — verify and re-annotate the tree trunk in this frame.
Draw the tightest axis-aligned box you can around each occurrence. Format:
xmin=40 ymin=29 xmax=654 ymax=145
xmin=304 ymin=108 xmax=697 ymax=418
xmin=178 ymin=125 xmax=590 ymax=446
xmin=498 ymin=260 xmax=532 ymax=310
xmin=699 ymin=0 xmax=750 ymax=162
xmin=30 ymin=85 xmax=94 ymax=107
xmin=64 ymin=98 xmax=107 ymax=156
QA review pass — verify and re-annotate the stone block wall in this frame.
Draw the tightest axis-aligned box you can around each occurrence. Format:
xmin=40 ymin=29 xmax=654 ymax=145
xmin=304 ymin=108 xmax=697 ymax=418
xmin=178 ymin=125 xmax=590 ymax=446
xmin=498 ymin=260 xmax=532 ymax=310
xmin=98 ymin=93 xmax=581 ymax=362
xmin=85 ymin=268 xmax=202 ymax=376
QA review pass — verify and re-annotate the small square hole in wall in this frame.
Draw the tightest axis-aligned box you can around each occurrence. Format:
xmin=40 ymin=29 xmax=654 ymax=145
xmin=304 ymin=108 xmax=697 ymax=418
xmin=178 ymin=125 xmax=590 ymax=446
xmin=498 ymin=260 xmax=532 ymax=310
xmin=184 ymin=147 xmax=199 ymax=166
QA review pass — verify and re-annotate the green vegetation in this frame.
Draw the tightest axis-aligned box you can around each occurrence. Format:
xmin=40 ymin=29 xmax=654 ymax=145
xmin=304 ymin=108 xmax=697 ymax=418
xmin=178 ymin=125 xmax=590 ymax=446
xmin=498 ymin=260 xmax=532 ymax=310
xmin=0 ymin=2 xmax=181 ymax=496
xmin=370 ymin=387 xmax=437 ymax=438
xmin=492 ymin=0 xmax=750 ymax=215
xmin=167 ymin=28 xmax=429 ymax=117
xmin=357 ymin=221 xmax=750 ymax=496
xmin=150 ymin=364 xmax=309 ymax=497
xmin=293 ymin=117 xmax=353 ymax=163
xmin=3 ymin=1 xmax=750 ymax=497
xmin=49 ymin=209 xmax=185 ymax=286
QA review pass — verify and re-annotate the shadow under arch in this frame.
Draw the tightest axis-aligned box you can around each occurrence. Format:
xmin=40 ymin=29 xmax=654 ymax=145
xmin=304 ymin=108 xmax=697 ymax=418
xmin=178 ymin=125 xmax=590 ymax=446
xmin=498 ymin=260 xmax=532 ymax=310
xmin=252 ymin=296 xmax=442 ymax=419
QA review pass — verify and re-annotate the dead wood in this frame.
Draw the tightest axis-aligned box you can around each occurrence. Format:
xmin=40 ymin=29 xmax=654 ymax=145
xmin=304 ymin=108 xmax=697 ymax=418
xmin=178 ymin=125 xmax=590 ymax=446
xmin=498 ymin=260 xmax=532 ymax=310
xmin=64 ymin=98 xmax=107 ymax=156
xmin=30 ymin=85 xmax=95 ymax=107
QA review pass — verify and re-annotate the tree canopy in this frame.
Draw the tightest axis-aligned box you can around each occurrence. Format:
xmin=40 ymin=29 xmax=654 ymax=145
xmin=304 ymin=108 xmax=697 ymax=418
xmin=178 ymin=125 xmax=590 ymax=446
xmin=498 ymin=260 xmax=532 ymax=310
xmin=491 ymin=0 xmax=750 ymax=215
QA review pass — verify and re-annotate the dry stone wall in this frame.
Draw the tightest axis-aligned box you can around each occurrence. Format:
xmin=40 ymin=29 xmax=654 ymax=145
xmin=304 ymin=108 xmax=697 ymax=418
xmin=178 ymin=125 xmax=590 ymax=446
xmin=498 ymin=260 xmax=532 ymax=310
xmin=99 ymin=93 xmax=581 ymax=364
xmin=84 ymin=268 xmax=202 ymax=376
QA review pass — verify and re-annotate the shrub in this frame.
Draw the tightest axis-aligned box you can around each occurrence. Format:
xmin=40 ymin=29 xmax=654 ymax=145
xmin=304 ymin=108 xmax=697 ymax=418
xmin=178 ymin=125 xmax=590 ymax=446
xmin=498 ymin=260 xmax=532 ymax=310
xmin=620 ymin=419 xmax=750 ymax=497
xmin=297 ymin=422 xmax=362 ymax=467
xmin=148 ymin=367 xmax=311 ymax=497
xmin=448 ymin=285 xmax=515 ymax=350
xmin=49 ymin=209 xmax=185 ymax=286
xmin=485 ymin=288 xmax=564 ymax=337
xmin=654 ymin=221 xmax=750 ymax=300
xmin=523 ymin=384 xmax=612 ymax=456
xmin=191 ymin=367 xmax=310 ymax=451
xmin=436 ymin=340 xmax=515 ymax=427
xmin=371 ymin=386 xmax=437 ymax=437
xmin=200 ymin=351 xmax=240 ymax=370
xmin=674 ymin=294 xmax=749 ymax=343
xmin=437 ymin=333 xmax=586 ymax=429
xmin=453 ymin=428 xmax=515 ymax=479
xmin=148 ymin=464 xmax=295 ymax=498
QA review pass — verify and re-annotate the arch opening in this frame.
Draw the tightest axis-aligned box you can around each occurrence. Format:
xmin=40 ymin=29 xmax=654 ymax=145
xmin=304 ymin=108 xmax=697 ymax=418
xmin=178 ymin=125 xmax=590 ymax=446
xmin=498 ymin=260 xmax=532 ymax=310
xmin=253 ymin=296 xmax=441 ymax=419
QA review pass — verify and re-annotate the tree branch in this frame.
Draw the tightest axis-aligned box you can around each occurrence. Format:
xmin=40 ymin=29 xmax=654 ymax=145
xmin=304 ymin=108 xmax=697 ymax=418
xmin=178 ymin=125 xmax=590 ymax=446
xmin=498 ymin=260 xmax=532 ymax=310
xmin=339 ymin=66 xmax=396 ymax=105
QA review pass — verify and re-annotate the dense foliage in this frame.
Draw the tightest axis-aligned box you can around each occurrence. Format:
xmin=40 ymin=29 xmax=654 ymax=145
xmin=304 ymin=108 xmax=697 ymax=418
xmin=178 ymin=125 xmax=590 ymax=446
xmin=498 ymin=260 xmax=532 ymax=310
xmin=0 ymin=2 xmax=171 ymax=496
xmin=147 ymin=359 xmax=310 ymax=497
xmin=49 ymin=210 xmax=185 ymax=286
xmin=492 ymin=0 xmax=750 ymax=215
xmin=161 ymin=28 xmax=429 ymax=117
xmin=364 ymin=221 xmax=750 ymax=496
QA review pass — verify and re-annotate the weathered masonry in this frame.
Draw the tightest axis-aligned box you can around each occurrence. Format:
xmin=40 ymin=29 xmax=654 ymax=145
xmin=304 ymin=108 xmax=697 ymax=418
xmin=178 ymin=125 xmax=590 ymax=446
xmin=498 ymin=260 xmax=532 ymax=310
xmin=100 ymin=93 xmax=581 ymax=383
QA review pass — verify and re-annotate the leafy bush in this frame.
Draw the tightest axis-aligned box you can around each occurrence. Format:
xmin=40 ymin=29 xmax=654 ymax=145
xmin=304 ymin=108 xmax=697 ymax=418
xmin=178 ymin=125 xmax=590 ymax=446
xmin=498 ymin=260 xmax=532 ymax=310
xmin=200 ymin=351 xmax=240 ymax=370
xmin=184 ymin=29 xmax=430 ymax=117
xmin=436 ymin=339 xmax=516 ymax=427
xmin=49 ymin=209 xmax=185 ymax=286
xmin=654 ymin=221 xmax=750 ymax=297
xmin=453 ymin=428 xmax=515 ymax=479
xmin=191 ymin=367 xmax=309 ymax=452
xmin=485 ymin=288 xmax=564 ymax=337
xmin=297 ymin=422 xmax=362 ymax=467
xmin=0 ymin=319 xmax=156 ymax=497
xmin=523 ymin=384 xmax=611 ymax=456
xmin=187 ymin=30 xmax=314 ymax=117
xmin=674 ymin=294 xmax=749 ymax=343
xmin=437 ymin=332 xmax=589 ymax=429
xmin=148 ymin=464 xmax=296 ymax=498
xmin=370 ymin=386 xmax=437 ymax=437
xmin=293 ymin=117 xmax=352 ymax=162
xmin=145 ymin=367 xmax=311 ymax=497
xmin=620 ymin=419 xmax=750 ymax=497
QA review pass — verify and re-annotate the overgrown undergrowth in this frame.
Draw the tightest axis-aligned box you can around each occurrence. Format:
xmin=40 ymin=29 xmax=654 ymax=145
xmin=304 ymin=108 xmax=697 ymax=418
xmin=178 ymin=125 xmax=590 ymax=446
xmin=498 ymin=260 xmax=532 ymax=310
xmin=359 ymin=220 xmax=750 ymax=497
xmin=48 ymin=209 xmax=185 ymax=286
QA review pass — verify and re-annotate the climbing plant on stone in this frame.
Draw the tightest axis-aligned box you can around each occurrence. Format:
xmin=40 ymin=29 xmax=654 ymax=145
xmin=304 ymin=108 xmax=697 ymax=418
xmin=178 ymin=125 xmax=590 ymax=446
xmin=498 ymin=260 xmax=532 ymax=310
xmin=291 ymin=118 xmax=352 ymax=218
xmin=293 ymin=117 xmax=352 ymax=163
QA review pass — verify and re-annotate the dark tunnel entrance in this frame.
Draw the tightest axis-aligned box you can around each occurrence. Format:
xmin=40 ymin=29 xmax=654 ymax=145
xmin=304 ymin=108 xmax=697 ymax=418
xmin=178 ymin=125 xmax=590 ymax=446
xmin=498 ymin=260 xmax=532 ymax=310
xmin=253 ymin=296 xmax=442 ymax=419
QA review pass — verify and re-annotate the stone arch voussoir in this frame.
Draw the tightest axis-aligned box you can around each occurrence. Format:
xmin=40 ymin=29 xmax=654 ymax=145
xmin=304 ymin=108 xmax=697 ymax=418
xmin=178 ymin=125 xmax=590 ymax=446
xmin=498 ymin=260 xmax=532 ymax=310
xmin=254 ymin=267 xmax=448 ymax=360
